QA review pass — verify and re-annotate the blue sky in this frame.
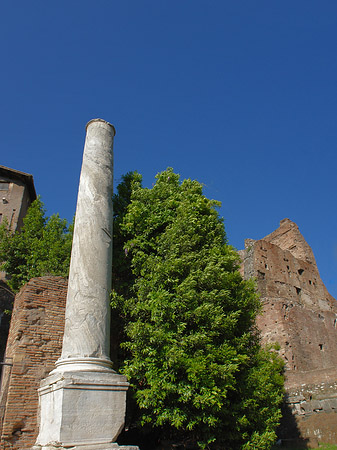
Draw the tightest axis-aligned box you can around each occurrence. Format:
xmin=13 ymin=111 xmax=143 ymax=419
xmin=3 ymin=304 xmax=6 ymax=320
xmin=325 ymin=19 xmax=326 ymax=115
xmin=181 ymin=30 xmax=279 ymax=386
xmin=1 ymin=1 xmax=337 ymax=297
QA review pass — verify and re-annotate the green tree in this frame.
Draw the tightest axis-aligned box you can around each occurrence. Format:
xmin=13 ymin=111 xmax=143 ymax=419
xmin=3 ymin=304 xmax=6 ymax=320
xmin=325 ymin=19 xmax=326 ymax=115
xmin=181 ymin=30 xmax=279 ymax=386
xmin=0 ymin=197 xmax=73 ymax=292
xmin=112 ymin=168 xmax=284 ymax=449
xmin=112 ymin=171 xmax=142 ymax=299
xmin=111 ymin=171 xmax=142 ymax=365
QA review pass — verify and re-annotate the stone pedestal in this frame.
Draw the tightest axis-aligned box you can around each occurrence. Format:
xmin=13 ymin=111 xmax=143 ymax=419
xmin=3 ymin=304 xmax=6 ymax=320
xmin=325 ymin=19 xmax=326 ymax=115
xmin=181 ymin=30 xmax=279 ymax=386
xmin=34 ymin=370 xmax=128 ymax=449
xmin=33 ymin=442 xmax=138 ymax=450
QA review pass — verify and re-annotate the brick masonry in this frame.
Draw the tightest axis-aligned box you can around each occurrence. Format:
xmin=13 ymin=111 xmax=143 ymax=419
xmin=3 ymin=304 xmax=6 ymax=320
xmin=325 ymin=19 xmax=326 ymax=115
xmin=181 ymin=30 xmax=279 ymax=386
xmin=239 ymin=219 xmax=337 ymax=447
xmin=0 ymin=276 xmax=67 ymax=450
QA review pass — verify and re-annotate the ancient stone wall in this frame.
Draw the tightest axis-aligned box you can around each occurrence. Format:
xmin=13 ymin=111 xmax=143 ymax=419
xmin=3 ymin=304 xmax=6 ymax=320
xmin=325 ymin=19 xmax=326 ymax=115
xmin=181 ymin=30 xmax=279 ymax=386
xmin=0 ymin=276 xmax=67 ymax=450
xmin=240 ymin=219 xmax=337 ymax=447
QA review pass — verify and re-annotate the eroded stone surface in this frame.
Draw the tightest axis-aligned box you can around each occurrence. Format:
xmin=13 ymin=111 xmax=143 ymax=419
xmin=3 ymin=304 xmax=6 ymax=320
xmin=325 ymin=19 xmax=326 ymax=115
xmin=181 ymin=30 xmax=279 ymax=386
xmin=33 ymin=444 xmax=139 ymax=450
xmin=35 ymin=371 xmax=129 ymax=448
xmin=263 ymin=218 xmax=317 ymax=266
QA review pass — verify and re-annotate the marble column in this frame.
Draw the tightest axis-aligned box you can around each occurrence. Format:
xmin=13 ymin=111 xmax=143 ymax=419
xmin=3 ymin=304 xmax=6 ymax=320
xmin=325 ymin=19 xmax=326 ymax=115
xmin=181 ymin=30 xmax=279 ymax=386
xmin=56 ymin=118 xmax=115 ymax=372
xmin=34 ymin=120 xmax=137 ymax=450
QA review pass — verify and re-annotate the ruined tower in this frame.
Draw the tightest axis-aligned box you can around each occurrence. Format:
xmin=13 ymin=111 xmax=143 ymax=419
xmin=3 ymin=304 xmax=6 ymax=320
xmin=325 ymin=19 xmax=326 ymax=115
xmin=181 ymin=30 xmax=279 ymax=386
xmin=240 ymin=219 xmax=337 ymax=446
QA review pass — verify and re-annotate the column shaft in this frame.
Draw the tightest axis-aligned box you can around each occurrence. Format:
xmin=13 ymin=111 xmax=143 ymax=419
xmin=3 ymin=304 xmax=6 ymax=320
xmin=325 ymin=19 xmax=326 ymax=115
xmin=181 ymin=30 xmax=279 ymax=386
xmin=59 ymin=119 xmax=115 ymax=369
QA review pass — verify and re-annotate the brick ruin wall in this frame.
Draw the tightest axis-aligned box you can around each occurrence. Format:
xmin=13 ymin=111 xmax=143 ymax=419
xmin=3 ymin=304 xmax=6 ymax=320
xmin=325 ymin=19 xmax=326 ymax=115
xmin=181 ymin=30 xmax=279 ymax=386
xmin=239 ymin=218 xmax=337 ymax=447
xmin=0 ymin=276 xmax=67 ymax=450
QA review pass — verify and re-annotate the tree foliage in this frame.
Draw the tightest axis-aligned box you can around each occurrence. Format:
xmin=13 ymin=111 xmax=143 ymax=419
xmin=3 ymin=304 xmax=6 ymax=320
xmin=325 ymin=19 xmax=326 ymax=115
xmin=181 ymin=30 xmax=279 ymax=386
xmin=112 ymin=168 xmax=284 ymax=449
xmin=112 ymin=171 xmax=143 ymax=299
xmin=0 ymin=197 xmax=73 ymax=292
xmin=111 ymin=171 xmax=143 ymax=364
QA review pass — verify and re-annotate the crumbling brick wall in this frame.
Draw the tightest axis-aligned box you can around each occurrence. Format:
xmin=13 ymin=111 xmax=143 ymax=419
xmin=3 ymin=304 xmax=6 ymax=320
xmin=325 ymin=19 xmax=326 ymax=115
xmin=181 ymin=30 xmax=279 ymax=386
xmin=0 ymin=276 xmax=67 ymax=449
xmin=240 ymin=219 xmax=337 ymax=447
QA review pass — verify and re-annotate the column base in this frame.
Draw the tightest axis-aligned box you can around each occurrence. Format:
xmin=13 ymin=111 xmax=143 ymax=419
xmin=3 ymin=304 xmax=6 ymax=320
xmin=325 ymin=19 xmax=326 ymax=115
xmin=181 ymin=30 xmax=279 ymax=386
xmin=34 ymin=370 xmax=130 ymax=449
xmin=32 ymin=444 xmax=139 ymax=450
xmin=51 ymin=356 xmax=115 ymax=373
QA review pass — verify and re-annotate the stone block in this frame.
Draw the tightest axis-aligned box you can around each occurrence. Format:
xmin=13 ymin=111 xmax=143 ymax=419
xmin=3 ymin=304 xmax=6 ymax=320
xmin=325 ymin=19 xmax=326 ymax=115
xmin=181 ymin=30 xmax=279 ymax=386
xmin=33 ymin=445 xmax=139 ymax=450
xmin=34 ymin=370 xmax=129 ymax=448
xmin=33 ymin=444 xmax=139 ymax=450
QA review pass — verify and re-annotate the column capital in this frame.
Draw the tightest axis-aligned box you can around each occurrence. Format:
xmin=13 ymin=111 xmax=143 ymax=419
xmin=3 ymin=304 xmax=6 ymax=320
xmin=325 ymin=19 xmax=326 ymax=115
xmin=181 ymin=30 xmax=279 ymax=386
xmin=86 ymin=118 xmax=116 ymax=136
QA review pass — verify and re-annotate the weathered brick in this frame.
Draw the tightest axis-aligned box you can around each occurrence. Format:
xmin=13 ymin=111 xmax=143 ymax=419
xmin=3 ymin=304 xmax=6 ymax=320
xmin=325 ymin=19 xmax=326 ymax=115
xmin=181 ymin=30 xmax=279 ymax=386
xmin=240 ymin=219 xmax=337 ymax=446
xmin=0 ymin=276 xmax=67 ymax=450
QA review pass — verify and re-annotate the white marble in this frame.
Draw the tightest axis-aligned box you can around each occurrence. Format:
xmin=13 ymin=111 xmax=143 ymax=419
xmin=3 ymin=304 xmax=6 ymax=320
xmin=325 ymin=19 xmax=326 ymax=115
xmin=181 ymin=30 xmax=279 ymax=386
xmin=59 ymin=118 xmax=115 ymax=371
xmin=33 ymin=444 xmax=139 ymax=450
xmin=34 ymin=371 xmax=129 ymax=448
